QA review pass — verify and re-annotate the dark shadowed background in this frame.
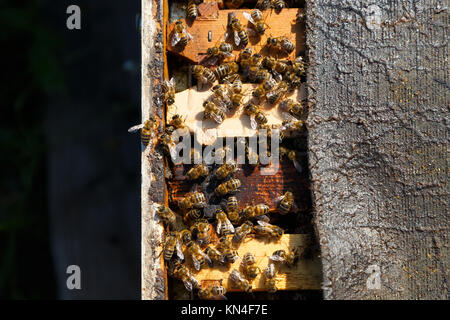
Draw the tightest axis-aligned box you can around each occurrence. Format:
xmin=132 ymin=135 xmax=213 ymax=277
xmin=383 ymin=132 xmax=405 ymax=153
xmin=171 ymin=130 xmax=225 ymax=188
xmin=1 ymin=0 xmax=141 ymax=299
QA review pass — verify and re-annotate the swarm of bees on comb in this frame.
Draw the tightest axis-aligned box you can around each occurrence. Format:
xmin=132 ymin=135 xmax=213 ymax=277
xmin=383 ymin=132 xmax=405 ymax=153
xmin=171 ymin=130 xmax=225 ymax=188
xmin=131 ymin=0 xmax=309 ymax=299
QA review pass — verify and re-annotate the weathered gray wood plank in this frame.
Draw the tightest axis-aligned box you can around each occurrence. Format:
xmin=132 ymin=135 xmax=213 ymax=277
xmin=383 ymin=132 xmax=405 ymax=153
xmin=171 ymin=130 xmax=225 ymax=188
xmin=307 ymin=0 xmax=448 ymax=299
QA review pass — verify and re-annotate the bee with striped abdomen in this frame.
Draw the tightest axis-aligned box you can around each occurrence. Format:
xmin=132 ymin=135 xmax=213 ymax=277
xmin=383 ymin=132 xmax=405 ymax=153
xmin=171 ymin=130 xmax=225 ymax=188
xmin=277 ymin=190 xmax=297 ymax=215
xmin=186 ymin=240 xmax=212 ymax=270
xmin=155 ymin=204 xmax=176 ymax=228
xmin=172 ymin=261 xmax=200 ymax=291
xmin=213 ymin=62 xmax=239 ymax=80
xmin=271 ymin=0 xmax=287 ymax=13
xmin=264 ymin=262 xmax=278 ymax=293
xmin=128 ymin=116 xmax=157 ymax=147
xmin=242 ymin=252 xmax=260 ymax=280
xmin=229 ymin=269 xmax=253 ymax=292
xmin=243 ymin=9 xmax=269 ymax=35
xmin=203 ymin=100 xmax=226 ymax=124
xmin=192 ymin=65 xmax=217 ymax=85
xmin=270 ymin=248 xmax=299 ymax=267
xmin=256 ymin=0 xmax=271 ymax=10
xmin=183 ymin=208 xmax=202 ymax=225
xmin=279 ymin=99 xmax=305 ymax=119
xmin=198 ymin=285 xmax=227 ymax=300
xmin=266 ymin=36 xmax=295 ymax=54
xmin=244 ymin=103 xmax=268 ymax=130
xmin=171 ymin=19 xmax=193 ymax=48
xmin=162 ymin=77 xmax=176 ymax=106
xmin=217 ymin=236 xmax=239 ymax=263
xmin=211 ymin=84 xmax=233 ymax=111
xmin=191 ymin=219 xmax=211 ymax=246
xmin=280 ymin=146 xmax=303 ymax=173
xmin=254 ymin=220 xmax=284 ymax=240
xmin=187 ymin=0 xmax=203 ymax=20
xmin=216 ymin=209 xmax=236 ymax=236
xmin=186 ymin=164 xmax=209 ymax=180
xmin=215 ymin=178 xmax=241 ymax=196
xmin=232 ymin=220 xmax=253 ymax=244
xmin=228 ymin=16 xmax=249 ymax=47
xmin=205 ymin=245 xmax=225 ymax=265
xmin=163 ymin=231 xmax=184 ymax=261
xmin=214 ymin=161 xmax=238 ymax=180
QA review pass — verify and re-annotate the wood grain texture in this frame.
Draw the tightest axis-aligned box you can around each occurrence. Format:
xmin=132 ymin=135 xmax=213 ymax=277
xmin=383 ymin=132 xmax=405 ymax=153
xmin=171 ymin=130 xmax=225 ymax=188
xmin=142 ymin=0 xmax=169 ymax=300
xmin=192 ymin=234 xmax=322 ymax=291
xmin=167 ymin=83 xmax=306 ymax=143
xmin=167 ymin=8 xmax=305 ymax=63
xmin=308 ymin=0 xmax=449 ymax=299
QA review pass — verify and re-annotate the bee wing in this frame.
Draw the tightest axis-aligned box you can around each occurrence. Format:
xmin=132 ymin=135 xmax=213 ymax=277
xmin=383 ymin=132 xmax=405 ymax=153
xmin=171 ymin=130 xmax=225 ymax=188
xmin=169 ymin=77 xmax=176 ymax=88
xmin=192 ymin=255 xmax=202 ymax=271
xmin=230 ymin=269 xmax=245 ymax=282
xmin=216 ymin=220 xmax=223 ymax=235
xmin=176 ymin=239 xmax=184 ymax=261
xmin=233 ymin=31 xmax=241 ymax=46
xmin=183 ymin=280 xmax=194 ymax=292
xmin=225 ymin=219 xmax=236 ymax=234
xmin=171 ymin=31 xmax=181 ymax=47
xmin=276 ymin=194 xmax=286 ymax=203
xmin=205 ymin=56 xmax=219 ymax=66
xmin=201 ymin=251 xmax=213 ymax=267
xmin=128 ymin=123 xmax=144 ymax=133
xmin=243 ymin=11 xmax=256 ymax=25
xmin=281 ymin=111 xmax=298 ymax=122
xmin=187 ymin=31 xmax=194 ymax=40
xmin=255 ymin=214 xmax=270 ymax=223
xmin=249 ymin=114 xmax=258 ymax=130
xmin=269 ymin=253 xmax=285 ymax=262
xmin=222 ymin=52 xmax=235 ymax=59
xmin=271 ymin=70 xmax=282 ymax=82
xmin=292 ymin=159 xmax=303 ymax=173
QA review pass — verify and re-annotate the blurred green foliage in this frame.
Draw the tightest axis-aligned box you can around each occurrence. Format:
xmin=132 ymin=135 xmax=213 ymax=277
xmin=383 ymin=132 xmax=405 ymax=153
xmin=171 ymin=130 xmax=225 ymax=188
xmin=0 ymin=1 xmax=63 ymax=299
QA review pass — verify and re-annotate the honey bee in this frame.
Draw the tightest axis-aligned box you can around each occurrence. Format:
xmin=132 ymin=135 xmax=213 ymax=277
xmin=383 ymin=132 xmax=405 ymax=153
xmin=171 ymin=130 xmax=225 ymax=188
xmin=158 ymin=131 xmax=178 ymax=161
xmin=186 ymin=164 xmax=209 ymax=180
xmin=128 ymin=116 xmax=157 ymax=147
xmin=242 ymin=252 xmax=260 ymax=280
xmin=198 ymin=285 xmax=227 ymax=300
xmin=238 ymin=47 xmax=253 ymax=62
xmin=180 ymin=229 xmax=193 ymax=244
xmin=191 ymin=219 xmax=211 ymax=246
xmin=213 ymin=62 xmax=239 ymax=80
xmin=241 ymin=203 xmax=270 ymax=219
xmin=277 ymin=190 xmax=296 ymax=215
xmin=266 ymin=36 xmax=294 ymax=54
xmin=224 ymin=0 xmax=244 ymax=9
xmin=271 ymin=0 xmax=287 ymax=12
xmin=281 ymin=118 xmax=304 ymax=139
xmin=255 ymin=0 xmax=271 ymax=10
xmin=226 ymin=195 xmax=238 ymax=212
xmin=183 ymin=208 xmax=202 ymax=225
xmin=217 ymin=236 xmax=239 ymax=263
xmin=224 ymin=196 xmax=240 ymax=224
xmin=171 ymin=19 xmax=193 ymax=47
xmin=254 ymin=220 xmax=284 ymax=239
xmin=203 ymin=100 xmax=226 ymax=124
xmin=205 ymin=245 xmax=225 ymax=265
xmin=264 ymin=262 xmax=278 ymax=293
xmin=156 ymin=204 xmax=176 ymax=228
xmin=291 ymin=55 xmax=306 ymax=76
xmin=161 ymin=77 xmax=176 ymax=106
xmin=266 ymin=80 xmax=289 ymax=105
xmin=163 ymin=231 xmax=184 ymax=261
xmin=215 ymin=178 xmax=241 ymax=196
xmin=186 ymin=240 xmax=212 ymax=270
xmin=243 ymin=9 xmax=269 ymax=35
xmin=172 ymin=261 xmax=200 ymax=291
xmin=187 ymin=0 xmax=202 ymax=20
xmin=168 ymin=114 xmax=187 ymax=130
xmin=191 ymin=65 xmax=217 ymax=84
xmin=228 ymin=16 xmax=249 ymax=47
xmin=178 ymin=191 xmax=207 ymax=211
xmin=244 ymin=103 xmax=268 ymax=130
xmin=214 ymin=161 xmax=238 ymax=180
xmin=229 ymin=269 xmax=253 ymax=292
xmin=286 ymin=71 xmax=302 ymax=89
xmin=270 ymin=249 xmax=299 ymax=266
xmin=232 ymin=220 xmax=253 ymax=244
xmin=262 ymin=56 xmax=289 ymax=76
xmin=206 ymin=41 xmax=234 ymax=65
xmin=211 ymin=84 xmax=233 ymax=111
xmin=280 ymin=146 xmax=303 ymax=173
xmin=216 ymin=209 xmax=236 ymax=236
xmin=279 ymin=99 xmax=305 ymax=118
